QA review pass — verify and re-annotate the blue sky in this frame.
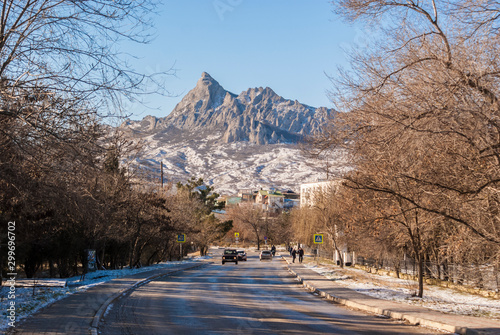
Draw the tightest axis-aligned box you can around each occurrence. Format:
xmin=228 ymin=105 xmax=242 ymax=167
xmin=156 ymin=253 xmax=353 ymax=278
xmin=124 ymin=1 xmax=362 ymax=120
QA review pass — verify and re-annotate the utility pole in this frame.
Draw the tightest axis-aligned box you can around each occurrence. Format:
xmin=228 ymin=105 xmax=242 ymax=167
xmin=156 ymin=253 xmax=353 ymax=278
xmin=326 ymin=160 xmax=331 ymax=180
xmin=160 ymin=161 xmax=164 ymax=188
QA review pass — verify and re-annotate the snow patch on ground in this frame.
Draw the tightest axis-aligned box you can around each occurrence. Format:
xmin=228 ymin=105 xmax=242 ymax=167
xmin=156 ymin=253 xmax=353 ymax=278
xmin=304 ymin=263 xmax=500 ymax=319
xmin=0 ymin=259 xmax=209 ymax=332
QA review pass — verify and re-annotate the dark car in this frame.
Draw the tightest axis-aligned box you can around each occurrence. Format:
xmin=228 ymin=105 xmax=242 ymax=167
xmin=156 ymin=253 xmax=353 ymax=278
xmin=236 ymin=250 xmax=247 ymax=261
xmin=222 ymin=248 xmax=238 ymax=265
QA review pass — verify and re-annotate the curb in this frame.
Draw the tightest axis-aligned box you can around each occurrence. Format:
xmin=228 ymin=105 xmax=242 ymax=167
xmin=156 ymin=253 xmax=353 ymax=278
xmin=89 ymin=262 xmax=208 ymax=335
xmin=281 ymin=256 xmax=479 ymax=335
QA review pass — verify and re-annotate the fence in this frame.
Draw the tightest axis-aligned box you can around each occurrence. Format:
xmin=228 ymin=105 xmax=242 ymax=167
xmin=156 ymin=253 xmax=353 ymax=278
xmin=355 ymin=256 xmax=500 ymax=292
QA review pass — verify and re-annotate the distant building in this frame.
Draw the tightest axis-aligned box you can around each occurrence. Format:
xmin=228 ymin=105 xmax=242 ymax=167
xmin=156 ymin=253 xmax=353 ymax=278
xmin=267 ymin=193 xmax=285 ymax=211
xmin=255 ymin=190 xmax=266 ymax=205
xmin=282 ymin=189 xmax=300 ymax=200
xmin=300 ymin=180 xmax=342 ymax=207
xmin=255 ymin=189 xmax=285 ymax=212
xmin=216 ymin=195 xmax=241 ymax=207
xmin=219 ymin=187 xmax=300 ymax=213
xmin=283 ymin=198 xmax=300 ymax=209
xmin=238 ymin=189 xmax=255 ymax=202
xmin=226 ymin=196 xmax=242 ymax=205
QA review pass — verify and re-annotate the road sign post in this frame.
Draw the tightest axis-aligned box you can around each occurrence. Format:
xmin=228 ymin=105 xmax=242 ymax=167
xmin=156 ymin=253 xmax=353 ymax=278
xmin=85 ymin=249 xmax=97 ymax=272
xmin=313 ymin=234 xmax=323 ymax=264
xmin=177 ymin=234 xmax=186 ymax=260
xmin=313 ymin=234 xmax=323 ymax=244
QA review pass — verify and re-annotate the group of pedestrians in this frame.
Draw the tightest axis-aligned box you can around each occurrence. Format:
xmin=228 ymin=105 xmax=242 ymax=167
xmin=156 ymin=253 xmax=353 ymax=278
xmin=288 ymin=246 xmax=304 ymax=263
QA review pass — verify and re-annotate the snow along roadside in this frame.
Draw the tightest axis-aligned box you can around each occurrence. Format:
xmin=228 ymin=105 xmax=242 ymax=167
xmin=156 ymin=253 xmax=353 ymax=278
xmin=303 ymin=262 xmax=500 ymax=320
xmin=0 ymin=257 xmax=210 ymax=333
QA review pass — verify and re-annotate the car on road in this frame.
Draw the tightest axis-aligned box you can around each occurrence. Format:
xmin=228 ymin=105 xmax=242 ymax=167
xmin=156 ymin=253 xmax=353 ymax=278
xmin=236 ymin=250 xmax=247 ymax=261
xmin=260 ymin=250 xmax=272 ymax=261
xmin=222 ymin=248 xmax=238 ymax=264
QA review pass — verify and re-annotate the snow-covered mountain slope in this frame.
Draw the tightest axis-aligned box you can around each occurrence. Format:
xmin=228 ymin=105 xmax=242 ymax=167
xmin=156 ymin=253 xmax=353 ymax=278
xmin=131 ymin=137 xmax=350 ymax=194
xmin=121 ymin=73 xmax=349 ymax=194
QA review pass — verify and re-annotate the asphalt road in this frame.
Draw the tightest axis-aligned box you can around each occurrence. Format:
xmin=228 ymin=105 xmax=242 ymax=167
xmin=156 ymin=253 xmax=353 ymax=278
xmin=100 ymin=249 xmax=445 ymax=335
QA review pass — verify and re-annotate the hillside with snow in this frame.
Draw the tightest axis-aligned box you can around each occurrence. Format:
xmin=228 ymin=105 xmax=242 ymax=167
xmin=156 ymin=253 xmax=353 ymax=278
xmin=120 ymin=73 xmax=349 ymax=193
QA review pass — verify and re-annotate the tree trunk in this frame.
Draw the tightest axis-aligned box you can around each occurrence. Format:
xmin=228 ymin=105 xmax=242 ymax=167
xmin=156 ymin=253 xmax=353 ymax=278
xmin=129 ymin=223 xmax=142 ymax=268
xmin=100 ymin=241 xmax=106 ymax=270
xmin=49 ymin=259 xmax=56 ymax=277
xmin=146 ymin=250 xmax=158 ymax=266
xmin=200 ymin=245 xmax=208 ymax=256
xmin=254 ymin=227 xmax=261 ymax=250
xmin=394 ymin=258 xmax=400 ymax=279
xmin=331 ymin=236 xmax=344 ymax=268
xmin=417 ymin=254 xmax=424 ymax=298
xmin=24 ymin=249 xmax=41 ymax=278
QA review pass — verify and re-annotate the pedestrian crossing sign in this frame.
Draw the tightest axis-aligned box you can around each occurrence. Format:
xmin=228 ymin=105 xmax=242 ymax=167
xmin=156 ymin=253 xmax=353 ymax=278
xmin=313 ymin=234 xmax=323 ymax=244
xmin=235 ymin=232 xmax=239 ymax=238
xmin=177 ymin=234 xmax=186 ymax=243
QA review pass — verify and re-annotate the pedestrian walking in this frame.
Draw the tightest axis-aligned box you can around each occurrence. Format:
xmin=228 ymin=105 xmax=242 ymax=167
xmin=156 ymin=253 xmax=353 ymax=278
xmin=298 ymin=247 xmax=304 ymax=263
xmin=291 ymin=248 xmax=297 ymax=263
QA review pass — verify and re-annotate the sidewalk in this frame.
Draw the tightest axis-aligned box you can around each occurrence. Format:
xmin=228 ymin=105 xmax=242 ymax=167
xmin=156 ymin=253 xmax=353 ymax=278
xmin=8 ymin=261 xmax=207 ymax=335
xmin=281 ymin=255 xmax=500 ymax=335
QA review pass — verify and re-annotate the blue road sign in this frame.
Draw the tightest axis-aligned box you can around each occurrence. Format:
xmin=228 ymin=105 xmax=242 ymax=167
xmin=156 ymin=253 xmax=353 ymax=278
xmin=177 ymin=234 xmax=186 ymax=243
xmin=313 ymin=234 xmax=323 ymax=244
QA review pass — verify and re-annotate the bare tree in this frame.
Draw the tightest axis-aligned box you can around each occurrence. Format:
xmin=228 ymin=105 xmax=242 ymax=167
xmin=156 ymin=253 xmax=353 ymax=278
xmin=227 ymin=203 xmax=268 ymax=250
xmin=0 ymin=1 xmax=174 ymax=276
xmin=295 ymin=0 xmax=500 ymax=296
xmin=0 ymin=0 xmax=170 ymax=116
xmin=293 ymin=183 xmax=350 ymax=267
xmin=0 ymin=0 xmax=170 ymax=209
xmin=329 ymin=0 xmax=500 ymax=243
xmin=317 ymin=0 xmax=500 ymax=281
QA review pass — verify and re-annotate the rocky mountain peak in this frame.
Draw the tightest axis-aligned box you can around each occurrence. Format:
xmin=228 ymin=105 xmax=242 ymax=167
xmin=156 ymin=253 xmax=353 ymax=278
xmin=118 ymin=73 xmax=345 ymax=194
xmin=123 ymin=72 xmax=334 ymax=145
xmin=196 ymin=72 xmax=220 ymax=90
xmin=238 ymin=86 xmax=284 ymax=106
xmin=165 ymin=72 xmax=228 ymax=127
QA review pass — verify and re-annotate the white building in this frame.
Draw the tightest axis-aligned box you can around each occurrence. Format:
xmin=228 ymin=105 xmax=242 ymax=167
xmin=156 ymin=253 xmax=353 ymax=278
xmin=300 ymin=180 xmax=342 ymax=207
xmin=300 ymin=179 xmax=354 ymax=265
xmin=255 ymin=190 xmax=284 ymax=212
